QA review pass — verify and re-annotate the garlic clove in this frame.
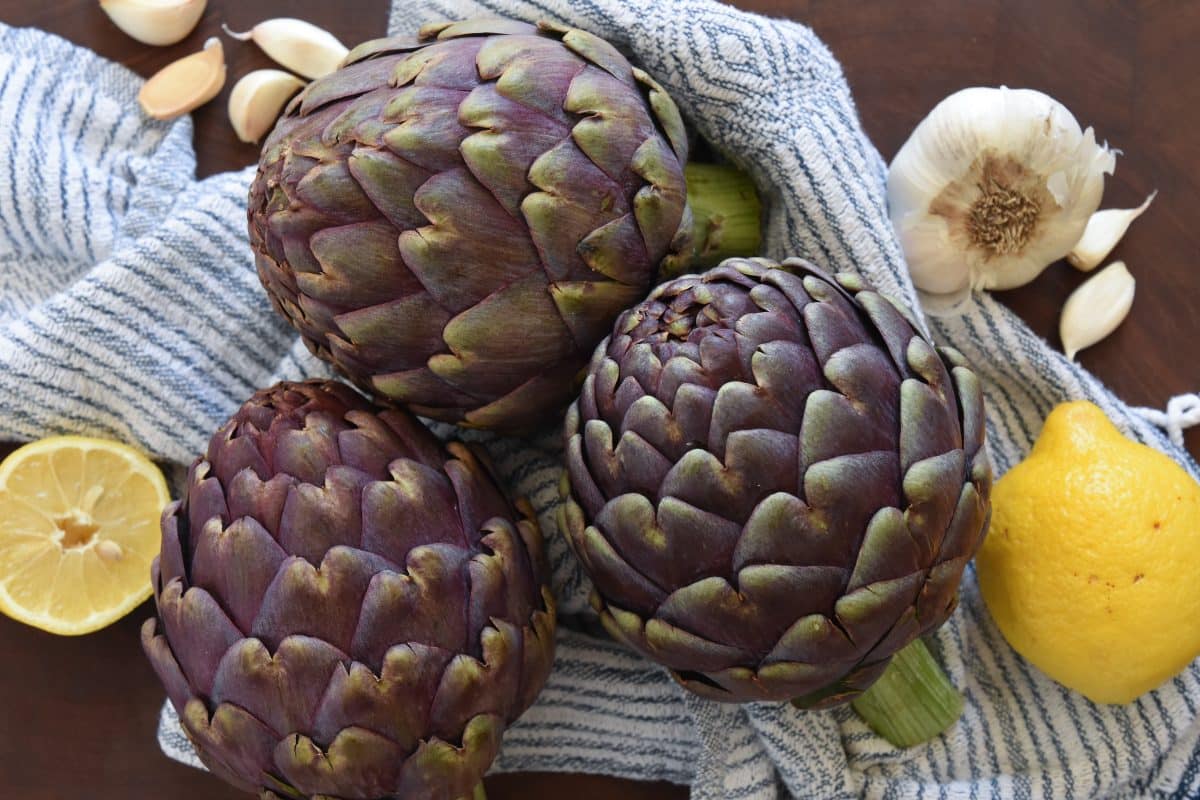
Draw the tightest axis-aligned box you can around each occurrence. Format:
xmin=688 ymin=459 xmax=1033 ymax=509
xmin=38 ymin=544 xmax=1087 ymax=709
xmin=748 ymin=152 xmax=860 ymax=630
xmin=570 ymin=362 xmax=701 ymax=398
xmin=1066 ymin=191 xmax=1157 ymax=272
xmin=222 ymin=18 xmax=348 ymax=80
xmin=99 ymin=0 xmax=207 ymax=47
xmin=1059 ymin=260 xmax=1136 ymax=361
xmin=228 ymin=69 xmax=306 ymax=143
xmin=138 ymin=37 xmax=226 ymax=120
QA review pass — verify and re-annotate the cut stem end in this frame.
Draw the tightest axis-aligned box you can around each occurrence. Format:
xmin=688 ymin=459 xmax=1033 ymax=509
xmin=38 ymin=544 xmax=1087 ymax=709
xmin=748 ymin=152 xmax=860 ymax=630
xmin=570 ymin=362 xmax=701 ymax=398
xmin=850 ymin=638 xmax=964 ymax=748
xmin=453 ymin=782 xmax=486 ymax=800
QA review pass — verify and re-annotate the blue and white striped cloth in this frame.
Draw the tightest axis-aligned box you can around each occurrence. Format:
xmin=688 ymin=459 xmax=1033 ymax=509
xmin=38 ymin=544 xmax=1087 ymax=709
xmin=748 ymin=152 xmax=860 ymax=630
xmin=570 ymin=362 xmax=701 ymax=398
xmin=2 ymin=0 xmax=1199 ymax=796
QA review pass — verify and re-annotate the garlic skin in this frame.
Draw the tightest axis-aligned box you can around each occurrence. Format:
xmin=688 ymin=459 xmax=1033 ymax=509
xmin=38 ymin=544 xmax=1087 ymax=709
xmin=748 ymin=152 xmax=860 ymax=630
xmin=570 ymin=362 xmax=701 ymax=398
xmin=100 ymin=0 xmax=207 ymax=47
xmin=223 ymin=18 xmax=348 ymax=80
xmin=1059 ymin=260 xmax=1135 ymax=361
xmin=138 ymin=37 xmax=226 ymax=121
xmin=888 ymin=87 xmax=1116 ymax=313
xmin=1067 ymin=191 xmax=1157 ymax=272
xmin=228 ymin=70 xmax=306 ymax=143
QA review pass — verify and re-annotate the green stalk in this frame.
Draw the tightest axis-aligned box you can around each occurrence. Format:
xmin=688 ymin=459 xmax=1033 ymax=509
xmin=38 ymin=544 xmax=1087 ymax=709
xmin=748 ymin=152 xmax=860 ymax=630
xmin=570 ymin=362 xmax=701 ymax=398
xmin=850 ymin=639 xmax=964 ymax=748
xmin=458 ymin=783 xmax=486 ymax=800
xmin=666 ymin=163 xmax=763 ymax=275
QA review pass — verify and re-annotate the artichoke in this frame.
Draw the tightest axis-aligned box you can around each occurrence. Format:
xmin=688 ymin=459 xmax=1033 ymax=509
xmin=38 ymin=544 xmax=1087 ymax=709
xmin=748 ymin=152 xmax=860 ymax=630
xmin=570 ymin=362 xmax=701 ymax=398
xmin=248 ymin=19 xmax=757 ymax=433
xmin=560 ymin=258 xmax=990 ymax=715
xmin=142 ymin=381 xmax=556 ymax=799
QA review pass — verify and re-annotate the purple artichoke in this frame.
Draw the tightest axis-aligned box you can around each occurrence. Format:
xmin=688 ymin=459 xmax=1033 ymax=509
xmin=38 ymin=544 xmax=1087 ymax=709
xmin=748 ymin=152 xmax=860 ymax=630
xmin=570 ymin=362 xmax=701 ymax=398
xmin=248 ymin=19 xmax=694 ymax=433
xmin=561 ymin=258 xmax=991 ymax=708
xmin=142 ymin=381 xmax=556 ymax=799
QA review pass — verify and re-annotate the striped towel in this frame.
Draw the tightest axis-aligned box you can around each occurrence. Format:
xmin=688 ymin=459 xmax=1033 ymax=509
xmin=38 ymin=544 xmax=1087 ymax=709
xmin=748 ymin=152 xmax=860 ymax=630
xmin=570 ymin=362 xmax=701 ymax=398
xmin=2 ymin=0 xmax=1199 ymax=795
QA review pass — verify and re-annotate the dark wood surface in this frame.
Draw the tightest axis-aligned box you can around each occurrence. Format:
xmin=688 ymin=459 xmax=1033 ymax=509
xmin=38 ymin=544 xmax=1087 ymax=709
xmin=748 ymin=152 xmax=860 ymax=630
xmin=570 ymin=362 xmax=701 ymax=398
xmin=0 ymin=1 xmax=1196 ymax=798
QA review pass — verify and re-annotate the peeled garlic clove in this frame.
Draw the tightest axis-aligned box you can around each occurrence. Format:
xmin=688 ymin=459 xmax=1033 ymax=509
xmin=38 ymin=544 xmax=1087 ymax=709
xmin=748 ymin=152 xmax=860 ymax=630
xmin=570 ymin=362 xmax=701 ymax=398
xmin=100 ymin=0 xmax=207 ymax=46
xmin=228 ymin=69 xmax=306 ymax=143
xmin=223 ymin=18 xmax=348 ymax=79
xmin=888 ymin=87 xmax=1115 ymax=310
xmin=1059 ymin=260 xmax=1135 ymax=361
xmin=138 ymin=37 xmax=226 ymax=121
xmin=1066 ymin=191 xmax=1157 ymax=272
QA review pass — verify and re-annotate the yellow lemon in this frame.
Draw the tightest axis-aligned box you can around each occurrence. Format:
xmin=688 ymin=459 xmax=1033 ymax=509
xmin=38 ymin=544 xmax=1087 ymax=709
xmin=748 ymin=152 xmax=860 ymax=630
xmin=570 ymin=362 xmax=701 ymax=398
xmin=976 ymin=401 xmax=1200 ymax=704
xmin=0 ymin=436 xmax=169 ymax=635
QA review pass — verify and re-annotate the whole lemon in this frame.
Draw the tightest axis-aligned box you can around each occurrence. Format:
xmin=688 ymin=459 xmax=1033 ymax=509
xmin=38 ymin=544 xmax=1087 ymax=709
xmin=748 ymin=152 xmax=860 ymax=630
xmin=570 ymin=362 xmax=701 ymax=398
xmin=976 ymin=400 xmax=1200 ymax=704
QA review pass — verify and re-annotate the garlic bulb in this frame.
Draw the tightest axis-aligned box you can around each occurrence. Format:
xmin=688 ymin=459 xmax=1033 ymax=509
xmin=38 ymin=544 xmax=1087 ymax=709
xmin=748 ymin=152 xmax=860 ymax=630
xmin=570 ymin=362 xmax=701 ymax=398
xmin=888 ymin=87 xmax=1116 ymax=314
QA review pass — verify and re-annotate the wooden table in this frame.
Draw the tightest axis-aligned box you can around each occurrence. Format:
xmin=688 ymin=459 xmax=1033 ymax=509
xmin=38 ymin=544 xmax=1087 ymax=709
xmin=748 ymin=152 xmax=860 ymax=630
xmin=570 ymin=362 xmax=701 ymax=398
xmin=0 ymin=1 xmax=1196 ymax=798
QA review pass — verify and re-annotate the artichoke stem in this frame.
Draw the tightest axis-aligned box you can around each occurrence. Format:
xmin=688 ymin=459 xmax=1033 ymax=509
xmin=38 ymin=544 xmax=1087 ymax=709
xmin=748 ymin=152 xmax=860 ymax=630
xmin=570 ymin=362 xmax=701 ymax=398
xmin=454 ymin=783 xmax=487 ymax=800
xmin=850 ymin=638 xmax=964 ymax=748
xmin=676 ymin=162 xmax=763 ymax=273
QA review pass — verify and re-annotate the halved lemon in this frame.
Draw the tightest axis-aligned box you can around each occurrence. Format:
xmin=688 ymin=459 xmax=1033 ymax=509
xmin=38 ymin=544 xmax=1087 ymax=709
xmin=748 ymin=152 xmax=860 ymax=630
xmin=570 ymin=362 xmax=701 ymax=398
xmin=0 ymin=436 xmax=170 ymax=635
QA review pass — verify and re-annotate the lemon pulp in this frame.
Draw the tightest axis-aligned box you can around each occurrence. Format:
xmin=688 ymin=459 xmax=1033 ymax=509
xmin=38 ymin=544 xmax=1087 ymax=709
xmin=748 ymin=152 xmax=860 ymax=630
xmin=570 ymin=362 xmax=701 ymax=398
xmin=0 ymin=436 xmax=169 ymax=635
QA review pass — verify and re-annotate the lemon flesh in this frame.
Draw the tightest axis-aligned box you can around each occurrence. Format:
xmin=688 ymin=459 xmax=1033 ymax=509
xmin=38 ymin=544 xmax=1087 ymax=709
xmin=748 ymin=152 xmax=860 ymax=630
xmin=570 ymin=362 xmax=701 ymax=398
xmin=976 ymin=401 xmax=1200 ymax=704
xmin=0 ymin=436 xmax=169 ymax=635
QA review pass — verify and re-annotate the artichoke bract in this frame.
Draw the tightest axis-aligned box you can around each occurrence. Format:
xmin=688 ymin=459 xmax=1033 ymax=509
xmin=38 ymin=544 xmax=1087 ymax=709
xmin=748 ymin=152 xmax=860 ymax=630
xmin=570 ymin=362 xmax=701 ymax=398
xmin=561 ymin=258 xmax=991 ymax=712
xmin=249 ymin=19 xmax=693 ymax=432
xmin=142 ymin=381 xmax=556 ymax=800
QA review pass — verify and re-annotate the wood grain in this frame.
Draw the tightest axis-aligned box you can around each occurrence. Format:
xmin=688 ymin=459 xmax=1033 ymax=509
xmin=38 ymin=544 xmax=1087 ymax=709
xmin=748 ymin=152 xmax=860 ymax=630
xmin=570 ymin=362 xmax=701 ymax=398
xmin=0 ymin=1 xmax=1196 ymax=798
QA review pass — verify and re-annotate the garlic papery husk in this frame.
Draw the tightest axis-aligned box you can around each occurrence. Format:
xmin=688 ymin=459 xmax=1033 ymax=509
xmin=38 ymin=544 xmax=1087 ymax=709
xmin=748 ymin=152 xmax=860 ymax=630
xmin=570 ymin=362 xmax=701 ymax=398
xmin=228 ymin=70 xmax=305 ymax=143
xmin=1059 ymin=260 xmax=1135 ymax=361
xmin=100 ymin=0 xmax=206 ymax=46
xmin=1067 ymin=191 xmax=1157 ymax=272
xmin=138 ymin=37 xmax=225 ymax=120
xmin=888 ymin=87 xmax=1116 ymax=313
xmin=222 ymin=18 xmax=348 ymax=79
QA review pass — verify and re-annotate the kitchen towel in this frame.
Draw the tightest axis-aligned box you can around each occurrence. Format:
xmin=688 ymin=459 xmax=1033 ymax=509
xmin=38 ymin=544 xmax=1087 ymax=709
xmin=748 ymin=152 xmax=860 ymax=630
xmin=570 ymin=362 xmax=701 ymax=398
xmin=1 ymin=0 xmax=1199 ymax=797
